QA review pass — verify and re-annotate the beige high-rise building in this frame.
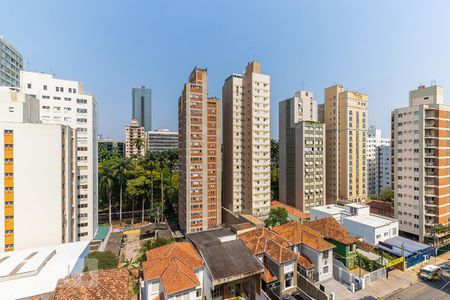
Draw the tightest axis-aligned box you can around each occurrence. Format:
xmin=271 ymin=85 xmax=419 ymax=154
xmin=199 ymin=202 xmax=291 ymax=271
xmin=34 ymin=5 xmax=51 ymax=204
xmin=178 ymin=67 xmax=221 ymax=233
xmin=279 ymin=91 xmax=326 ymax=213
xmin=321 ymin=85 xmax=368 ymax=204
xmin=125 ymin=119 xmax=147 ymax=158
xmin=392 ymin=85 xmax=450 ymax=244
xmin=222 ymin=61 xmax=271 ymax=219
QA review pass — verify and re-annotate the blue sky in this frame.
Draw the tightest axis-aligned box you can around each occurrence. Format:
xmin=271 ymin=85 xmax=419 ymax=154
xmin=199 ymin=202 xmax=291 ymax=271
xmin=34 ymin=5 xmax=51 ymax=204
xmin=2 ymin=0 xmax=450 ymax=140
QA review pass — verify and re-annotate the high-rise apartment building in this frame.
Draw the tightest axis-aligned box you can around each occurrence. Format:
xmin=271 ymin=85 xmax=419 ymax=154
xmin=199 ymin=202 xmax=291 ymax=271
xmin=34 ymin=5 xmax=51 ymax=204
xmin=132 ymin=86 xmax=152 ymax=131
xmin=148 ymin=128 xmax=178 ymax=152
xmin=20 ymin=71 xmax=98 ymax=241
xmin=178 ymin=67 xmax=221 ymax=233
xmin=321 ymin=85 xmax=368 ymax=204
xmin=222 ymin=62 xmax=271 ymax=219
xmin=279 ymin=91 xmax=326 ymax=213
xmin=367 ymin=126 xmax=391 ymax=196
xmin=0 ymin=36 xmax=23 ymax=87
xmin=392 ymin=85 xmax=450 ymax=244
xmin=0 ymin=87 xmax=77 ymax=252
xmin=125 ymin=119 xmax=148 ymax=158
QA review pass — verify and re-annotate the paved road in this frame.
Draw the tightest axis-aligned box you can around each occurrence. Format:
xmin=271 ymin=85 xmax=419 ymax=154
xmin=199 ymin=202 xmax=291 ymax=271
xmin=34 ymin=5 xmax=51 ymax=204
xmin=385 ymin=280 xmax=450 ymax=300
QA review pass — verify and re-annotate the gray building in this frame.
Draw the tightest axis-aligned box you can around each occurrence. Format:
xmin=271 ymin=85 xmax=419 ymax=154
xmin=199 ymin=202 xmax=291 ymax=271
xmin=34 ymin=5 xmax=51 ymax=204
xmin=0 ymin=36 xmax=23 ymax=87
xmin=367 ymin=126 xmax=391 ymax=196
xmin=148 ymin=128 xmax=178 ymax=152
xmin=132 ymin=85 xmax=152 ymax=131
xmin=279 ymin=91 xmax=326 ymax=213
xmin=98 ymin=138 xmax=125 ymax=157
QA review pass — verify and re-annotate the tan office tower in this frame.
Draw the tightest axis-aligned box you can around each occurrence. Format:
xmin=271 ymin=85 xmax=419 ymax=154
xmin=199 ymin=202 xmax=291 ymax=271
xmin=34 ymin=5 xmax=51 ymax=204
xmin=392 ymin=85 xmax=450 ymax=244
xmin=279 ymin=91 xmax=326 ymax=213
xmin=178 ymin=67 xmax=221 ymax=233
xmin=125 ymin=119 xmax=147 ymax=158
xmin=222 ymin=61 xmax=271 ymax=219
xmin=322 ymin=85 xmax=368 ymax=204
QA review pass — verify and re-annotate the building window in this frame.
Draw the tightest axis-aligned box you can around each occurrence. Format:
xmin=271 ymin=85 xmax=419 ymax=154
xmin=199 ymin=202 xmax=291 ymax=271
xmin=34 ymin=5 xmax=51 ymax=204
xmin=27 ymin=83 xmax=31 ymax=88
xmin=323 ymin=266 xmax=329 ymax=274
xmin=212 ymin=287 xmax=222 ymax=298
xmin=285 ymin=276 xmax=293 ymax=289
xmin=43 ymin=85 xmax=47 ymax=90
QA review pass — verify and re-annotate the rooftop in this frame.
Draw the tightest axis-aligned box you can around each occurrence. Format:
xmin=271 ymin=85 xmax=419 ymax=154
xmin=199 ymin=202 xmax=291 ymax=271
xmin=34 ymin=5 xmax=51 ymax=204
xmin=377 ymin=236 xmax=432 ymax=258
xmin=344 ymin=213 xmax=397 ymax=228
xmin=310 ymin=205 xmax=347 ymax=215
xmin=143 ymin=242 xmax=203 ymax=295
xmin=0 ymin=241 xmax=89 ymax=299
xmin=305 ymin=217 xmax=358 ymax=245
xmin=53 ymin=268 xmax=131 ymax=300
xmin=271 ymin=201 xmax=309 ymax=220
xmin=272 ymin=221 xmax=335 ymax=252
xmin=187 ymin=228 xmax=264 ymax=284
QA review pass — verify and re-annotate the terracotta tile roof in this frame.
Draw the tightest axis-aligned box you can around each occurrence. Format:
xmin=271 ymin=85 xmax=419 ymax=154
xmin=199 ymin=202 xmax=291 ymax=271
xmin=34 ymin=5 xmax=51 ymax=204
xmin=262 ymin=267 xmax=277 ymax=283
xmin=237 ymin=227 xmax=297 ymax=264
xmin=297 ymin=254 xmax=315 ymax=270
xmin=53 ymin=268 xmax=131 ymax=300
xmin=272 ymin=221 xmax=335 ymax=252
xmin=356 ymin=240 xmax=374 ymax=252
xmin=271 ymin=201 xmax=310 ymax=220
xmin=142 ymin=242 xmax=203 ymax=295
xmin=305 ymin=217 xmax=358 ymax=245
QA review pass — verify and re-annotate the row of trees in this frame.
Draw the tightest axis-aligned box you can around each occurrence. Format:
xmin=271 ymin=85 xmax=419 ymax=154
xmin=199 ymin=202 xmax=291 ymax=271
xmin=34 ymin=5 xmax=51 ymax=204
xmin=98 ymin=145 xmax=178 ymax=225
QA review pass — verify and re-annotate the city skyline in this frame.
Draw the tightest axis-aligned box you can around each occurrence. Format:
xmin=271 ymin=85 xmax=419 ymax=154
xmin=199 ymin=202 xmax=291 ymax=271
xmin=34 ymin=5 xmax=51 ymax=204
xmin=2 ymin=0 xmax=450 ymax=140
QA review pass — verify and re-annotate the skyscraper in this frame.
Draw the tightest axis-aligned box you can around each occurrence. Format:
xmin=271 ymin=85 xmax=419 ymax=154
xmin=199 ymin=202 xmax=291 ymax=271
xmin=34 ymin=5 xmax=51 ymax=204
xmin=178 ymin=67 xmax=221 ymax=233
xmin=132 ymin=86 xmax=152 ymax=131
xmin=222 ymin=61 xmax=271 ymax=219
xmin=392 ymin=85 xmax=450 ymax=244
xmin=367 ymin=126 xmax=391 ymax=196
xmin=0 ymin=87 xmax=77 ymax=252
xmin=321 ymin=85 xmax=368 ymax=204
xmin=279 ymin=91 xmax=326 ymax=213
xmin=21 ymin=71 xmax=98 ymax=241
xmin=0 ymin=36 xmax=23 ymax=87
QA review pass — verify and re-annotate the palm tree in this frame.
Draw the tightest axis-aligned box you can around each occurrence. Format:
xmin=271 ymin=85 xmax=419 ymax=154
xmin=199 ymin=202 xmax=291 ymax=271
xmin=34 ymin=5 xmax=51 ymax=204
xmin=111 ymin=157 xmax=131 ymax=225
xmin=165 ymin=150 xmax=178 ymax=207
xmin=99 ymin=162 xmax=115 ymax=225
xmin=127 ymin=175 xmax=150 ymax=224
xmin=132 ymin=138 xmax=145 ymax=156
xmin=98 ymin=144 xmax=112 ymax=162
xmin=156 ymin=152 xmax=168 ymax=221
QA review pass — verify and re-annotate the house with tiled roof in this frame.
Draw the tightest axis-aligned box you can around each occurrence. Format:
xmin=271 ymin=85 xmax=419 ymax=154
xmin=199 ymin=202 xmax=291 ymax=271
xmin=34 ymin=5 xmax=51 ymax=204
xmin=141 ymin=242 xmax=204 ymax=300
xmin=53 ymin=268 xmax=132 ymax=300
xmin=305 ymin=217 xmax=359 ymax=268
xmin=272 ymin=221 xmax=335 ymax=282
xmin=271 ymin=201 xmax=309 ymax=222
xmin=187 ymin=228 xmax=265 ymax=300
xmin=237 ymin=227 xmax=299 ymax=298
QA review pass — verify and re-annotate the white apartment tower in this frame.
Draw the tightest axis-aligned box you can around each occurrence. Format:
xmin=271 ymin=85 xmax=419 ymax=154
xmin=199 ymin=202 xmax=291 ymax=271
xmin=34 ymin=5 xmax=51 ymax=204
xmin=20 ymin=71 xmax=98 ymax=241
xmin=125 ymin=118 xmax=148 ymax=158
xmin=0 ymin=87 xmax=77 ymax=252
xmin=279 ymin=91 xmax=326 ymax=213
xmin=367 ymin=126 xmax=391 ymax=196
xmin=392 ymin=85 xmax=450 ymax=244
xmin=222 ymin=61 xmax=271 ymax=219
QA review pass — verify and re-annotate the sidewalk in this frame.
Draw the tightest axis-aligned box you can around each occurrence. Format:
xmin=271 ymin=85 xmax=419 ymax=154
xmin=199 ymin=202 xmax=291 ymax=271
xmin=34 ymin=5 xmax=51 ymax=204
xmin=359 ymin=268 xmax=418 ymax=299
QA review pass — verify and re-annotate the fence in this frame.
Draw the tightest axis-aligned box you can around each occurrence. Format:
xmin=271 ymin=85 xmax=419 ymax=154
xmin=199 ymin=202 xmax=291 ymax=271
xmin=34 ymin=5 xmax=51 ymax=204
xmin=332 ymin=259 xmax=386 ymax=292
xmin=298 ymin=273 xmax=329 ymax=300
xmin=405 ymin=248 xmax=435 ymax=268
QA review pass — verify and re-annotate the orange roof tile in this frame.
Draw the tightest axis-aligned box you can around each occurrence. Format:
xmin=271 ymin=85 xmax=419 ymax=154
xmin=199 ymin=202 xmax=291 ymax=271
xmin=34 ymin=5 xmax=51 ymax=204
xmin=262 ymin=267 xmax=277 ymax=283
xmin=53 ymin=268 xmax=131 ymax=300
xmin=237 ymin=227 xmax=297 ymax=264
xmin=272 ymin=221 xmax=335 ymax=252
xmin=297 ymin=254 xmax=315 ymax=270
xmin=305 ymin=217 xmax=358 ymax=245
xmin=271 ymin=201 xmax=310 ymax=219
xmin=142 ymin=242 xmax=203 ymax=295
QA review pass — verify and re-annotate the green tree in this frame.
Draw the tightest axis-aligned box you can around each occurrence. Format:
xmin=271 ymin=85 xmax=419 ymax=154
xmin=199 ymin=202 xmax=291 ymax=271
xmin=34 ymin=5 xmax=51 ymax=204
xmin=265 ymin=207 xmax=289 ymax=227
xmin=271 ymin=139 xmax=279 ymax=200
xmin=380 ymin=188 xmax=394 ymax=202
xmin=137 ymin=238 xmax=174 ymax=264
xmin=99 ymin=161 xmax=115 ymax=224
xmin=111 ymin=157 xmax=131 ymax=224
xmin=84 ymin=251 xmax=117 ymax=271
xmin=127 ymin=175 xmax=150 ymax=224
xmin=132 ymin=138 xmax=145 ymax=155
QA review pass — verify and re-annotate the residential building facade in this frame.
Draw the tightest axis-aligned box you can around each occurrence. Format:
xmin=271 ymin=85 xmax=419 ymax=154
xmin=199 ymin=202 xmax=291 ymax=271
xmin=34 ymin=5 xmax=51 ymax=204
xmin=321 ymin=85 xmax=368 ymax=203
xmin=132 ymin=85 xmax=152 ymax=131
xmin=125 ymin=119 xmax=148 ymax=158
xmin=148 ymin=128 xmax=178 ymax=152
xmin=178 ymin=67 xmax=221 ymax=233
xmin=392 ymin=85 xmax=450 ymax=244
xmin=222 ymin=61 xmax=271 ymax=219
xmin=367 ymin=126 xmax=391 ymax=196
xmin=0 ymin=36 xmax=22 ymax=87
xmin=20 ymin=71 xmax=98 ymax=241
xmin=0 ymin=87 xmax=78 ymax=251
xmin=279 ymin=91 xmax=326 ymax=213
